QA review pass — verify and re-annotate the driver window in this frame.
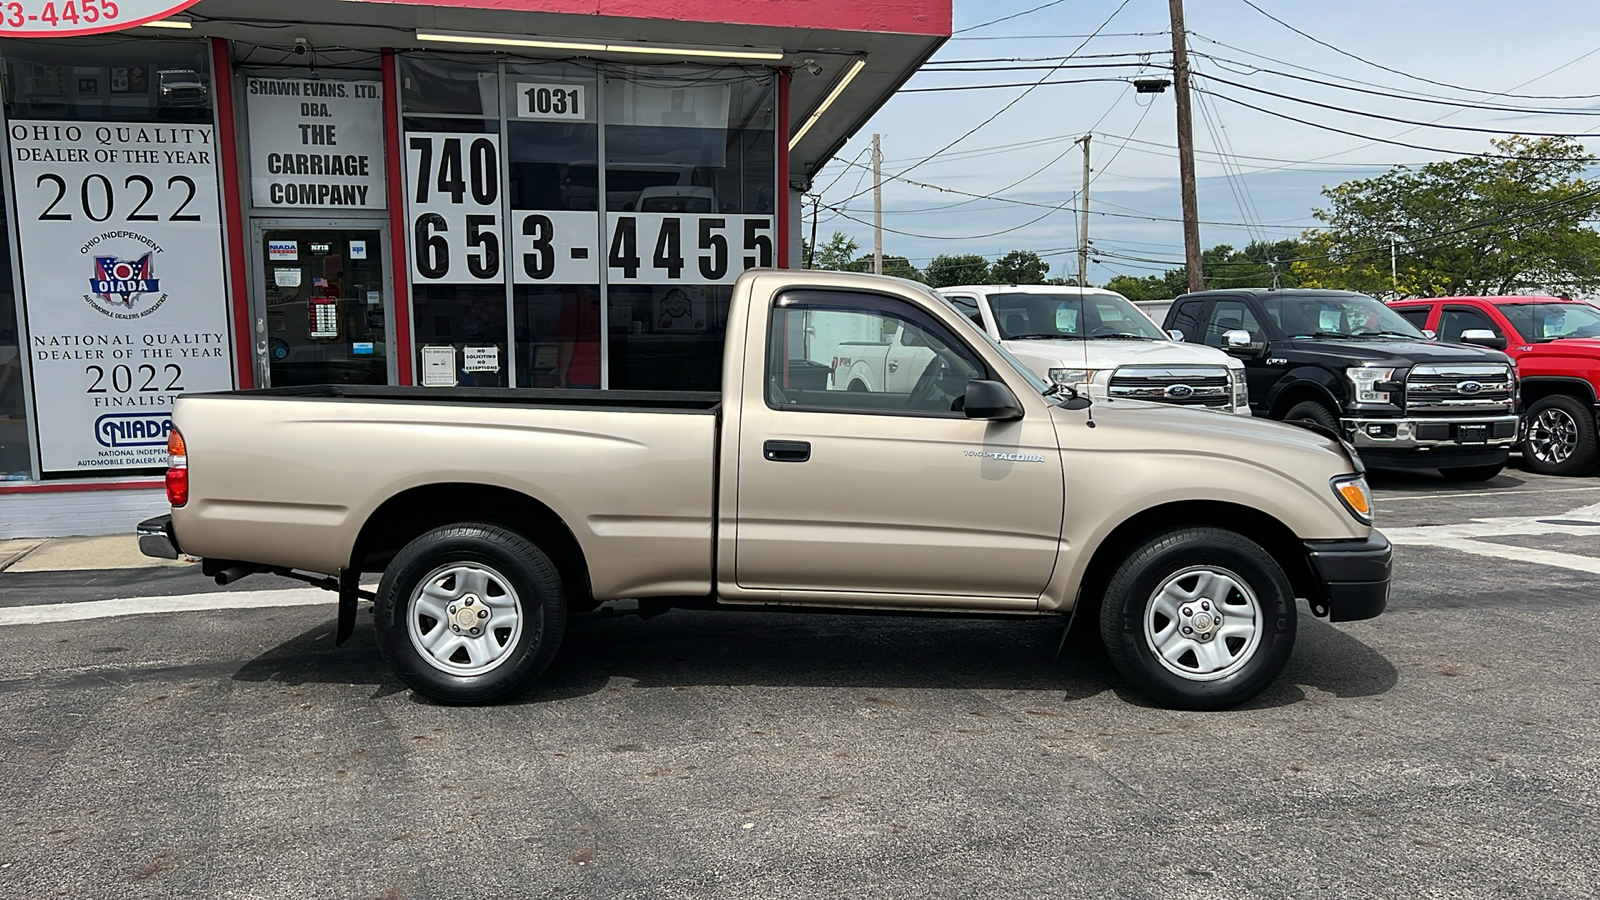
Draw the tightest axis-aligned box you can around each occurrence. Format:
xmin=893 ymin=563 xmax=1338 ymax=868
xmin=1439 ymin=308 xmax=1501 ymax=343
xmin=1203 ymin=300 xmax=1262 ymax=348
xmin=766 ymin=295 xmax=985 ymax=415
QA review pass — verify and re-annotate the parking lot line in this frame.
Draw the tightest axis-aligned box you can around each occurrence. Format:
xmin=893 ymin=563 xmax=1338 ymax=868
xmin=0 ymin=589 xmax=333 ymax=626
xmin=1376 ymin=485 xmax=1600 ymax=502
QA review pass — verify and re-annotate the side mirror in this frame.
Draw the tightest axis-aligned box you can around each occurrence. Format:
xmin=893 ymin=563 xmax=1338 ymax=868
xmin=1423 ymin=329 xmax=1437 ymax=340
xmin=1223 ymin=329 xmax=1267 ymax=357
xmin=1167 ymin=329 xmax=1186 ymax=342
xmin=1459 ymin=328 xmax=1508 ymax=351
xmin=964 ymin=379 xmax=1024 ymax=421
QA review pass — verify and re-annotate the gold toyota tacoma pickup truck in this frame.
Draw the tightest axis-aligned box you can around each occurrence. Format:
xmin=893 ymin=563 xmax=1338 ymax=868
xmin=138 ymin=270 xmax=1390 ymax=711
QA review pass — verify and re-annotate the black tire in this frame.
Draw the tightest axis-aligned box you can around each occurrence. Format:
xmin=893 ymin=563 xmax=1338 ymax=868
xmin=1439 ymin=463 xmax=1505 ymax=482
xmin=1282 ymin=400 xmax=1338 ymax=431
xmin=374 ymin=523 xmax=567 ymax=705
xmin=1521 ymin=394 xmax=1598 ymax=477
xmin=1099 ymin=527 xmax=1296 ymax=711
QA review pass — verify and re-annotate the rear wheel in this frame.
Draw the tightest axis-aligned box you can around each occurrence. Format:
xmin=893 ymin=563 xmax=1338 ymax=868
xmin=1440 ymin=463 xmax=1505 ymax=482
xmin=1522 ymin=394 xmax=1598 ymax=476
xmin=1282 ymin=400 xmax=1338 ymax=431
xmin=1100 ymin=527 xmax=1296 ymax=711
xmin=375 ymin=523 xmax=567 ymax=705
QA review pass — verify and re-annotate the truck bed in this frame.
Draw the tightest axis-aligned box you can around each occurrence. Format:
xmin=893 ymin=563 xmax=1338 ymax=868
xmin=200 ymin=385 xmax=722 ymax=412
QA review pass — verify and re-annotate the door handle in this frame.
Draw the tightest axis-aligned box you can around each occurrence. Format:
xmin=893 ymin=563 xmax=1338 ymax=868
xmin=763 ymin=440 xmax=811 ymax=463
xmin=887 ymin=360 xmax=899 ymax=373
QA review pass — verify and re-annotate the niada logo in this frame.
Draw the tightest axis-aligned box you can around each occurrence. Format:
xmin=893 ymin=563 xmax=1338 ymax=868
xmin=95 ymin=412 xmax=173 ymax=449
xmin=80 ymin=231 xmax=169 ymax=320
xmin=92 ymin=254 xmax=161 ymax=308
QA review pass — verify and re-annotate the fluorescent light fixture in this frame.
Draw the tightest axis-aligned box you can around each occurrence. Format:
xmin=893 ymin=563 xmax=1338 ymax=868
xmin=789 ymin=57 xmax=866 ymax=151
xmin=141 ymin=18 xmax=193 ymax=29
xmin=415 ymin=31 xmax=782 ymax=62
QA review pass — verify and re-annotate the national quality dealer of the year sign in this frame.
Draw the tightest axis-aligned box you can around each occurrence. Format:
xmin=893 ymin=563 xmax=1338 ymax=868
xmin=8 ymin=120 xmax=233 ymax=473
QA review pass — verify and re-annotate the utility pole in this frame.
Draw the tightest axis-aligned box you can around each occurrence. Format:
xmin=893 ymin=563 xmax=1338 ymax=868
xmin=1078 ymin=133 xmax=1091 ymax=288
xmin=1389 ymin=231 xmax=1399 ymax=296
xmin=1168 ymin=0 xmax=1203 ymax=292
xmin=808 ymin=194 xmax=819 ymax=269
xmin=872 ymin=133 xmax=884 ymax=275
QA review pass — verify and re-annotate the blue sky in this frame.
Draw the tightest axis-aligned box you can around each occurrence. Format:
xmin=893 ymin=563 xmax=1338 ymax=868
xmin=809 ymin=0 xmax=1600 ymax=283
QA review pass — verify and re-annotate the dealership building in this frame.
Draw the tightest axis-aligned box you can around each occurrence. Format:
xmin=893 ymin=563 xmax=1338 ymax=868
xmin=0 ymin=0 xmax=949 ymax=536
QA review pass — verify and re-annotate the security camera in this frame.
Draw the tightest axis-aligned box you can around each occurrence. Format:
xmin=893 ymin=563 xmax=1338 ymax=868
xmin=802 ymin=58 xmax=823 ymax=77
xmin=294 ymin=38 xmax=310 ymax=55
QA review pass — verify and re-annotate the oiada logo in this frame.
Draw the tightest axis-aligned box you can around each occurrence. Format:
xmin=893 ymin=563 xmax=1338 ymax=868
xmin=91 ymin=254 xmax=161 ymax=309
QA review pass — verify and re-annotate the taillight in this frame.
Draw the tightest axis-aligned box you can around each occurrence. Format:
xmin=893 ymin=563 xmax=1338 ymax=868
xmin=166 ymin=427 xmax=188 ymax=507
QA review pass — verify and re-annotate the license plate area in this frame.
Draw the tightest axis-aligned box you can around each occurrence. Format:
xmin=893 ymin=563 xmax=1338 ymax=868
xmin=1457 ymin=424 xmax=1489 ymax=444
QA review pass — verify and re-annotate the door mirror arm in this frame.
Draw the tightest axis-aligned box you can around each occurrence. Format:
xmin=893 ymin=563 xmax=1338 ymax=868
xmin=1222 ymin=329 xmax=1268 ymax=358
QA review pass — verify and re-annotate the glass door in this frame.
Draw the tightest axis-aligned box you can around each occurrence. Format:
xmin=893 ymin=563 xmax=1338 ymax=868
xmin=259 ymin=229 xmax=389 ymax=387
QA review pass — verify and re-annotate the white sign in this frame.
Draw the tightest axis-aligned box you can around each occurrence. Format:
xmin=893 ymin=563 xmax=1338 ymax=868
xmin=0 ymin=0 xmax=200 ymax=38
xmin=515 ymin=83 xmax=588 ymax=121
xmin=7 ymin=119 xmax=232 ymax=473
xmin=511 ymin=210 xmax=599 ymax=285
xmin=420 ymin=345 xmax=457 ymax=387
xmin=349 ymin=239 xmax=367 ymax=260
xmin=273 ymin=268 xmax=301 ymax=288
xmin=404 ymin=132 xmax=503 ymax=285
xmin=463 ymin=345 xmax=500 ymax=372
xmin=247 ymin=78 xmax=385 ymax=210
xmin=605 ymin=213 xmax=774 ymax=285
xmin=268 ymin=239 xmax=297 ymax=261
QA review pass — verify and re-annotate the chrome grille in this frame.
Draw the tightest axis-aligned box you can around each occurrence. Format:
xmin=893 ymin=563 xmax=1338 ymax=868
xmin=1109 ymin=365 xmax=1233 ymax=409
xmin=1404 ymin=363 xmax=1515 ymax=417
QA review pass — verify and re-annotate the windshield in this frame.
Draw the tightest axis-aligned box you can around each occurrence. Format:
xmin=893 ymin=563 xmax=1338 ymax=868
xmin=989 ymin=292 xmax=1168 ymax=341
xmin=1498 ymin=302 xmax=1600 ymax=343
xmin=1262 ymin=293 xmax=1425 ymax=339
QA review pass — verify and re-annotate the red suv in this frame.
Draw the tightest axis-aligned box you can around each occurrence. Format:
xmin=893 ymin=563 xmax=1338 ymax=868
xmin=1389 ymin=295 xmax=1600 ymax=475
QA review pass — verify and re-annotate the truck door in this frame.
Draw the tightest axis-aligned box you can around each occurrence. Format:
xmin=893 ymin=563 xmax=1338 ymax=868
xmin=737 ymin=290 xmax=1065 ymax=600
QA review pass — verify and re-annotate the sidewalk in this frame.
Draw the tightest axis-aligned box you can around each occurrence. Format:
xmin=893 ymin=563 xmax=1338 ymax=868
xmin=0 ymin=533 xmax=191 ymax=574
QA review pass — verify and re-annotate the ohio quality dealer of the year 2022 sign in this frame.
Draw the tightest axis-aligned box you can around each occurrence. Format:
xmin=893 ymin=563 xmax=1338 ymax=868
xmin=9 ymin=120 xmax=232 ymax=473
xmin=0 ymin=0 xmax=201 ymax=37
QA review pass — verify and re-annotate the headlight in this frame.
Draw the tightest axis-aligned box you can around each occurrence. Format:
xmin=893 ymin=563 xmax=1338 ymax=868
xmin=1331 ymin=474 xmax=1373 ymax=524
xmin=1231 ymin=371 xmax=1249 ymax=411
xmin=1345 ymin=366 xmax=1396 ymax=405
xmin=1049 ymin=368 xmax=1100 ymax=387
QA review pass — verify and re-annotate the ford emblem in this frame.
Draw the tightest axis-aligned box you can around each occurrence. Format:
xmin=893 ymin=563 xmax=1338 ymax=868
xmin=1457 ymin=380 xmax=1484 ymax=394
xmin=1164 ymin=383 xmax=1195 ymax=399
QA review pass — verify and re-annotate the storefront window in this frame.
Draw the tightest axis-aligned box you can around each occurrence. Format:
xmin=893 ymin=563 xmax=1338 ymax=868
xmin=398 ymin=55 xmax=775 ymax=391
xmin=4 ymin=41 xmax=211 ymax=123
xmin=604 ymin=68 xmax=775 ymax=391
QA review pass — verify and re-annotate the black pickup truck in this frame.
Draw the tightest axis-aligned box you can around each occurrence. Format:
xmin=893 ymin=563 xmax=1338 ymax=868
xmin=1164 ymin=289 xmax=1517 ymax=481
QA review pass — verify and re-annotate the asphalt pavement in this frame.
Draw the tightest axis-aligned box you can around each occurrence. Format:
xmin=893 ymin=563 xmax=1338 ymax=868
xmin=1 ymin=462 xmax=1596 ymax=898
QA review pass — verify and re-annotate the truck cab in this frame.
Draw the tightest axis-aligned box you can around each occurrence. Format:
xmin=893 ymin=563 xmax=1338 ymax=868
xmin=1166 ymin=288 xmax=1518 ymax=480
xmin=937 ymin=285 xmax=1252 ymax=415
xmin=1390 ymin=295 xmax=1600 ymax=476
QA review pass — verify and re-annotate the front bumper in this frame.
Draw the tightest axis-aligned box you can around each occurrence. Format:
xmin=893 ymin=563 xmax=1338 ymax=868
xmin=1305 ymin=532 xmax=1391 ymax=622
xmin=137 ymin=515 xmax=182 ymax=560
xmin=1343 ymin=414 xmax=1518 ymax=451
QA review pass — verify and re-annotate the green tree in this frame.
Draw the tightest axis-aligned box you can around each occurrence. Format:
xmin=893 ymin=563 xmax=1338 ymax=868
xmin=924 ymin=254 xmax=992 ymax=288
xmin=808 ymin=231 xmax=865 ymax=271
xmin=1293 ymin=136 xmax=1600 ymax=297
xmin=874 ymin=255 xmax=926 ymax=282
xmin=990 ymin=250 xmax=1051 ymax=284
xmin=1102 ymin=272 xmax=1187 ymax=301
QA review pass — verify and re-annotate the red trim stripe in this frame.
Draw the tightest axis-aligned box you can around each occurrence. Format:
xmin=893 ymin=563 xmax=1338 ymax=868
xmin=383 ymin=50 xmax=415 ymax=386
xmin=0 ymin=479 xmax=163 ymax=495
xmin=777 ymin=69 xmax=791 ymax=269
xmin=212 ymin=37 xmax=254 ymax=390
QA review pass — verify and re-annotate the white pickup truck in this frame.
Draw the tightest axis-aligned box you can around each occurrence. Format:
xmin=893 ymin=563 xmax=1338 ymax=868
xmin=936 ymin=285 xmax=1252 ymax=415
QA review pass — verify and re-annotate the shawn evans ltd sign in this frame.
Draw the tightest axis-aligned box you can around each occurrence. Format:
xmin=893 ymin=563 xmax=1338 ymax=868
xmin=0 ymin=1 xmax=202 ymax=37
xmin=246 ymin=78 xmax=386 ymax=210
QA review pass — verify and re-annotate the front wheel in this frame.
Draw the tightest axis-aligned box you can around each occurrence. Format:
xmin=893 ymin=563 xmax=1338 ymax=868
xmin=1282 ymin=400 xmax=1338 ymax=431
xmin=375 ymin=523 xmax=568 ymax=705
xmin=1522 ymin=394 xmax=1598 ymax=476
xmin=1099 ymin=527 xmax=1296 ymax=711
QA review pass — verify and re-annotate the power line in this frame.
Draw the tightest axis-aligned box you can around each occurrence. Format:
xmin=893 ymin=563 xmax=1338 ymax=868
xmin=1233 ymin=0 xmax=1600 ymax=102
xmin=954 ymin=0 xmax=1074 ymax=35
xmin=898 ymin=76 xmax=1134 ymax=94
xmin=948 ymin=31 xmax=1166 ymax=42
xmin=835 ymin=0 xmax=1136 ymax=206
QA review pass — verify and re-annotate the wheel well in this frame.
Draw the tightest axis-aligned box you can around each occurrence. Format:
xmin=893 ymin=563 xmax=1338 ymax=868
xmin=1074 ymin=501 xmax=1321 ymax=622
xmin=1520 ymin=378 xmax=1596 ymax=407
xmin=350 ymin=483 xmax=594 ymax=609
xmin=1269 ymin=383 xmax=1338 ymax=420
xmin=847 ymin=379 xmax=869 ymax=392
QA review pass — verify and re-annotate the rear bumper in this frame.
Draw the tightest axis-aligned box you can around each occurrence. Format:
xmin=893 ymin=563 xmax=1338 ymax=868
xmin=137 ymin=515 xmax=182 ymax=560
xmin=1305 ymin=532 xmax=1391 ymax=622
